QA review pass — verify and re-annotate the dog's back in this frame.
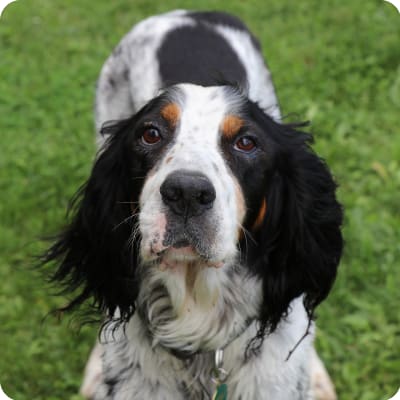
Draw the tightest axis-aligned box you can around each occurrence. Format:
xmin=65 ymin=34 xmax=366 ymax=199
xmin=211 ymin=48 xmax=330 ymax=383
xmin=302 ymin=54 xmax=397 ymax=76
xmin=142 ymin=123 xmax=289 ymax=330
xmin=95 ymin=10 xmax=281 ymax=142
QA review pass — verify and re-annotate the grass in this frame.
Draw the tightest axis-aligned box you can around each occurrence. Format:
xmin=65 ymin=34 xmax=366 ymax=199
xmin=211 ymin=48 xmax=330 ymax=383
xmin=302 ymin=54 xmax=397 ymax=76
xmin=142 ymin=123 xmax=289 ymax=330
xmin=0 ymin=0 xmax=399 ymax=399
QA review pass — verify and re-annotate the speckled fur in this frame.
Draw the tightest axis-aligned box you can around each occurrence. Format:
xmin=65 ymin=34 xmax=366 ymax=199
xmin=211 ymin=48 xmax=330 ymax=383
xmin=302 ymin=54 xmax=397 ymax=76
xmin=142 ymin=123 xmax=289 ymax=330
xmin=94 ymin=298 xmax=313 ymax=400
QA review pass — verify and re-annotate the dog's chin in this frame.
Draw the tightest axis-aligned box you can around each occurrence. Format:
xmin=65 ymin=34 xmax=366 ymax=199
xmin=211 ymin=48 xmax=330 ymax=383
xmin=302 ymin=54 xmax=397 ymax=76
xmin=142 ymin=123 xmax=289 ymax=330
xmin=160 ymin=246 xmax=200 ymax=268
xmin=158 ymin=246 xmax=224 ymax=270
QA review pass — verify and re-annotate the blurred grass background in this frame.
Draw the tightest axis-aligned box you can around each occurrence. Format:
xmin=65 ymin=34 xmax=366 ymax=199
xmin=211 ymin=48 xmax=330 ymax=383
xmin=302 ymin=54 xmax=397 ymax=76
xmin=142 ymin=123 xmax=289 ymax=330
xmin=0 ymin=1 xmax=399 ymax=399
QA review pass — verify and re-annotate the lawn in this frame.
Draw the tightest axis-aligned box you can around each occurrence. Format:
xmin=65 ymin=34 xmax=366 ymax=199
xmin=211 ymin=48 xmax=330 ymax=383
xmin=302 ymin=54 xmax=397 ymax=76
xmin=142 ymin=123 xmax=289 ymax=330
xmin=0 ymin=1 xmax=399 ymax=399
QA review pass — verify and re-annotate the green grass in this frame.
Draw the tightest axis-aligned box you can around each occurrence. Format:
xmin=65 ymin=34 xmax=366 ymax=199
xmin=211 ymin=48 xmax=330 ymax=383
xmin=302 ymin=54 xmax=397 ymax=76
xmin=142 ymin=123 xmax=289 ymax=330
xmin=0 ymin=1 xmax=399 ymax=399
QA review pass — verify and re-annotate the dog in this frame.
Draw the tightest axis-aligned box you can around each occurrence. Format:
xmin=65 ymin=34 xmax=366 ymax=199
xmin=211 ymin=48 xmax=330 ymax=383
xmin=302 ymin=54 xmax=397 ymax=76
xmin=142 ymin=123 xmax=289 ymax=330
xmin=43 ymin=10 xmax=343 ymax=400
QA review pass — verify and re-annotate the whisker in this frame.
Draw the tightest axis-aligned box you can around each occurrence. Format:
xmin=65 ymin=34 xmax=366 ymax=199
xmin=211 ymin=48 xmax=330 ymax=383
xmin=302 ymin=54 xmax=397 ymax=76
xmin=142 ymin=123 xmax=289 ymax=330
xmin=113 ymin=213 xmax=139 ymax=231
xmin=128 ymin=220 xmax=141 ymax=248
xmin=238 ymin=223 xmax=257 ymax=246
xmin=117 ymin=200 xmax=140 ymax=205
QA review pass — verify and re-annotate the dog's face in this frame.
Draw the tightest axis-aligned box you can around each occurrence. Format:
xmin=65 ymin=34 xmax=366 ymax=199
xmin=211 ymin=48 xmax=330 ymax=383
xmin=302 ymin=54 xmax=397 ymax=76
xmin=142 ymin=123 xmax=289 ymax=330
xmin=44 ymin=83 xmax=342 ymax=354
xmin=139 ymin=84 xmax=262 ymax=268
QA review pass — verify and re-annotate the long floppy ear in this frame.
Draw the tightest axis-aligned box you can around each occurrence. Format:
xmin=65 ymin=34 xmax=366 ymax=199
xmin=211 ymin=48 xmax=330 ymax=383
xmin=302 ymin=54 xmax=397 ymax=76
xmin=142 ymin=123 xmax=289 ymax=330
xmin=250 ymin=106 xmax=343 ymax=334
xmin=41 ymin=118 xmax=140 ymax=320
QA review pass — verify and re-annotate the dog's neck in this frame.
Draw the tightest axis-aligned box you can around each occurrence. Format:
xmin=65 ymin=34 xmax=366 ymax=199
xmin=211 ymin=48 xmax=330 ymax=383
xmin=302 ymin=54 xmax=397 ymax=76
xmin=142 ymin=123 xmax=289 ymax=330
xmin=136 ymin=260 xmax=262 ymax=356
xmin=99 ymin=297 xmax=314 ymax=399
xmin=104 ymin=313 xmax=261 ymax=396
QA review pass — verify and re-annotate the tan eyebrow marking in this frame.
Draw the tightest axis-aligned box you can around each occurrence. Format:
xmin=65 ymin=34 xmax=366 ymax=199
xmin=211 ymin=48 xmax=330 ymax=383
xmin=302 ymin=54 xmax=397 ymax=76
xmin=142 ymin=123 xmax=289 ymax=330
xmin=252 ymin=198 xmax=267 ymax=231
xmin=160 ymin=103 xmax=181 ymax=129
xmin=221 ymin=115 xmax=244 ymax=139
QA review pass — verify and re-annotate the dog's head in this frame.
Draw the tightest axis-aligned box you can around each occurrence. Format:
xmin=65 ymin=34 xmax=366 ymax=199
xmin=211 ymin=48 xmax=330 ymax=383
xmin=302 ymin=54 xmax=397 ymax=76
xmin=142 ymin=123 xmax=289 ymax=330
xmin=44 ymin=84 xmax=342 ymax=353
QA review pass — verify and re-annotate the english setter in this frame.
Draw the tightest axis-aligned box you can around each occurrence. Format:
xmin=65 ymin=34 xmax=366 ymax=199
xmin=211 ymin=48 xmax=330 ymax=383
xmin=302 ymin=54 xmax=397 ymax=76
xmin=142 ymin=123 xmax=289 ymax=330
xmin=43 ymin=10 xmax=343 ymax=400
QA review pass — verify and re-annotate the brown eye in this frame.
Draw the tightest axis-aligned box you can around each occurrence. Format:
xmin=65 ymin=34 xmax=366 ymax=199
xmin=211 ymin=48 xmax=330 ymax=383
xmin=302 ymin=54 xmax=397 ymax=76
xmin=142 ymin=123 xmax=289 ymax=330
xmin=234 ymin=136 xmax=256 ymax=153
xmin=141 ymin=127 xmax=161 ymax=145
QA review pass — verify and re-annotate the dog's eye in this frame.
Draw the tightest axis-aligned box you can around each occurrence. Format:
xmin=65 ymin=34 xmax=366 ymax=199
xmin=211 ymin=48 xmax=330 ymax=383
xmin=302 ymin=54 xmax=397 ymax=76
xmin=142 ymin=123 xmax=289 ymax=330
xmin=234 ymin=136 xmax=256 ymax=153
xmin=141 ymin=127 xmax=161 ymax=145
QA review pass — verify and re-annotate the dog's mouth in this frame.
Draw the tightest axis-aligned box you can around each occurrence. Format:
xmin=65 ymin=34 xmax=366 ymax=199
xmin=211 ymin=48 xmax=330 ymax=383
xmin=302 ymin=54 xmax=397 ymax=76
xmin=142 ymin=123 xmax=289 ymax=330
xmin=143 ymin=214 xmax=227 ymax=268
xmin=152 ymin=236 xmax=223 ymax=270
xmin=157 ymin=245 xmax=223 ymax=270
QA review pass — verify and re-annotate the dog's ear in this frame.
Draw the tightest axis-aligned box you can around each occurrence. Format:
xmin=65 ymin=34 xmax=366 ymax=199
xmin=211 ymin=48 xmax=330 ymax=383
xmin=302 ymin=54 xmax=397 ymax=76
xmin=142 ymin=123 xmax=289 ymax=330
xmin=41 ymin=118 xmax=140 ymax=320
xmin=249 ymin=106 xmax=343 ymax=333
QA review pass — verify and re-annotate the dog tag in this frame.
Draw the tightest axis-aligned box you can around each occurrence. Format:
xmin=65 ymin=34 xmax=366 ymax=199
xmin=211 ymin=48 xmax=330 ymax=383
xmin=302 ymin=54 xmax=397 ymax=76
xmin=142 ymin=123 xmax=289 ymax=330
xmin=212 ymin=383 xmax=227 ymax=400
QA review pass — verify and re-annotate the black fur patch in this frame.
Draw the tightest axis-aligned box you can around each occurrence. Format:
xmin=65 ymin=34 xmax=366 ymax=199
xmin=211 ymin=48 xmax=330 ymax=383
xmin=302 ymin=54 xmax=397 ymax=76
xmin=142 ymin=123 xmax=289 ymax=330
xmin=157 ymin=24 xmax=247 ymax=87
xmin=189 ymin=11 xmax=261 ymax=50
xmin=237 ymin=100 xmax=343 ymax=337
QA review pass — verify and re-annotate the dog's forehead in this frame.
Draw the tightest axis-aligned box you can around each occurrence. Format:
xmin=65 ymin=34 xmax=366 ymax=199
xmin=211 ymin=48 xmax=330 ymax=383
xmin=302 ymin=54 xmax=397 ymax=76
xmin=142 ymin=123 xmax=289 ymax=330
xmin=173 ymin=84 xmax=239 ymax=144
xmin=179 ymin=84 xmax=228 ymax=114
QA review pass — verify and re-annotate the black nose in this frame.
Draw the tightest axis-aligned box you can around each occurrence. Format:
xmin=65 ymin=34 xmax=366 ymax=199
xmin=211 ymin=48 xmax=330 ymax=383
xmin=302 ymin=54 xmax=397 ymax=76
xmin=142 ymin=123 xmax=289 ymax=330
xmin=160 ymin=170 xmax=216 ymax=218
